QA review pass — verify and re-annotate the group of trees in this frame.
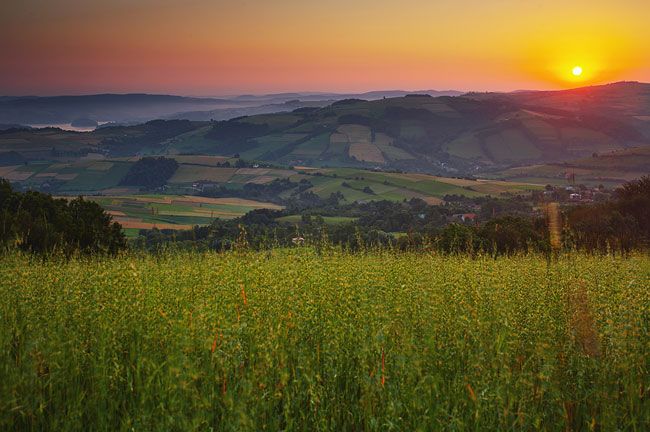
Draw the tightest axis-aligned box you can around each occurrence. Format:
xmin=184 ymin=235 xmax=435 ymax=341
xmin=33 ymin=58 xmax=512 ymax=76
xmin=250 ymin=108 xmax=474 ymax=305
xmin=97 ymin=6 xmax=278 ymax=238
xmin=201 ymin=178 xmax=313 ymax=204
xmin=565 ymin=176 xmax=650 ymax=252
xmin=120 ymin=157 xmax=179 ymax=188
xmin=0 ymin=180 xmax=126 ymax=255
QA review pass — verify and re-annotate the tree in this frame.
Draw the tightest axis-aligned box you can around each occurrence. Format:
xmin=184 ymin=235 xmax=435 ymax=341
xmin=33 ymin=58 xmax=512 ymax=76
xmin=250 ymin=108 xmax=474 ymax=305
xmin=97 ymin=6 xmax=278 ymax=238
xmin=478 ymin=216 xmax=544 ymax=255
xmin=439 ymin=223 xmax=476 ymax=254
xmin=0 ymin=180 xmax=126 ymax=255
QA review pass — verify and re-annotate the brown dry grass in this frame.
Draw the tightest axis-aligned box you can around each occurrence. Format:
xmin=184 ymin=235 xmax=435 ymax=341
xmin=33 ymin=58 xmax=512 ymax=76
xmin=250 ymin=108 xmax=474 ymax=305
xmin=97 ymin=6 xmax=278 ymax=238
xmin=1 ymin=169 xmax=33 ymax=181
xmin=566 ymin=280 xmax=601 ymax=358
xmin=546 ymin=202 xmax=562 ymax=251
xmin=107 ymin=210 xmax=127 ymax=217
xmin=349 ymin=143 xmax=385 ymax=164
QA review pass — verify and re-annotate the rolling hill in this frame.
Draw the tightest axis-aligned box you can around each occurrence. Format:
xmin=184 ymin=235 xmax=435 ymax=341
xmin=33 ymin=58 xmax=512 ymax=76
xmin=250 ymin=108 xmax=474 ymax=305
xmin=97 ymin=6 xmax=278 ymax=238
xmin=168 ymin=83 xmax=649 ymax=173
xmin=1 ymin=82 xmax=648 ymax=201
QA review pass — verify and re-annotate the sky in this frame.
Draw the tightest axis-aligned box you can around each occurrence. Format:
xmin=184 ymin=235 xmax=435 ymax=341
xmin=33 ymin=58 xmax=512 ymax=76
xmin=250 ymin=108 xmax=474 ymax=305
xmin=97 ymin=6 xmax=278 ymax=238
xmin=2 ymin=0 xmax=650 ymax=96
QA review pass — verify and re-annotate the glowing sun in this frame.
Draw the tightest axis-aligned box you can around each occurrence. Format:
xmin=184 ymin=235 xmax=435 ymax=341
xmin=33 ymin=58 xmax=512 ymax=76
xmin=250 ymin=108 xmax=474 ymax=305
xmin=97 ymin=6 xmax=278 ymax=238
xmin=572 ymin=65 xmax=583 ymax=77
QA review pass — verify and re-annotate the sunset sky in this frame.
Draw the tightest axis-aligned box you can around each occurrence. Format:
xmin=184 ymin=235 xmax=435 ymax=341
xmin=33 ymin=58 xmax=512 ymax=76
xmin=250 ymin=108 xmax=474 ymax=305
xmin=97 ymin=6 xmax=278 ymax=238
xmin=2 ymin=0 xmax=650 ymax=96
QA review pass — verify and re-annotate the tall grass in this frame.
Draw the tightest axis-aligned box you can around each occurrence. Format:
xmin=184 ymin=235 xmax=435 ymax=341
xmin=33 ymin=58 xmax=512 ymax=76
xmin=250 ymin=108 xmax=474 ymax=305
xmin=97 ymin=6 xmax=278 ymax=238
xmin=1 ymin=249 xmax=648 ymax=430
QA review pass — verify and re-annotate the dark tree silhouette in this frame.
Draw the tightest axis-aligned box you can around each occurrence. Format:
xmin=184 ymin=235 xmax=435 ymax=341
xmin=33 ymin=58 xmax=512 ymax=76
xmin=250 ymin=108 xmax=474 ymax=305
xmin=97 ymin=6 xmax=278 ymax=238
xmin=0 ymin=180 xmax=126 ymax=255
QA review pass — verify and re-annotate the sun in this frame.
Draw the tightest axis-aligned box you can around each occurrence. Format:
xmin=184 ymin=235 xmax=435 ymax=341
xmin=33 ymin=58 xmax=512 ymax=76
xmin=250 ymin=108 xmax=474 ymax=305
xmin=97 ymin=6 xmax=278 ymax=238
xmin=572 ymin=65 xmax=583 ymax=77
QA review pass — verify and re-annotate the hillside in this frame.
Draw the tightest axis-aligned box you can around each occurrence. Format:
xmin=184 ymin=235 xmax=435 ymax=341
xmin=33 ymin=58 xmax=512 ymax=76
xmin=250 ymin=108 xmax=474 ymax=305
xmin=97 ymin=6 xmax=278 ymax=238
xmin=471 ymin=81 xmax=650 ymax=141
xmin=489 ymin=145 xmax=650 ymax=186
xmin=2 ymin=84 xmax=649 ymax=177
xmin=1 ymin=83 xmax=648 ymax=200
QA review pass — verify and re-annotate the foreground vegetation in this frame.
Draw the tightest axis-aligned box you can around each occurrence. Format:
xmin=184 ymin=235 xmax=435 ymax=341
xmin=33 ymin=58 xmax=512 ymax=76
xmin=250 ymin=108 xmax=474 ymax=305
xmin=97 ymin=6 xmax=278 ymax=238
xmin=1 ymin=249 xmax=648 ymax=430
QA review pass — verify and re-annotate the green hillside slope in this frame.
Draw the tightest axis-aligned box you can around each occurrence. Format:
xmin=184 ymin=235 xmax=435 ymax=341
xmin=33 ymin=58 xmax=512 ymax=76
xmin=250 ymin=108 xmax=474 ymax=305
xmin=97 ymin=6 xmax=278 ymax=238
xmin=3 ymin=82 xmax=648 ymax=176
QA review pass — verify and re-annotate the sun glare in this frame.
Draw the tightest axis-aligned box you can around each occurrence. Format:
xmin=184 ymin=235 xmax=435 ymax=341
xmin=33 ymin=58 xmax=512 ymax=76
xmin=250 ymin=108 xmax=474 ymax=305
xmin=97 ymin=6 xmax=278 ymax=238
xmin=572 ymin=65 xmax=583 ymax=76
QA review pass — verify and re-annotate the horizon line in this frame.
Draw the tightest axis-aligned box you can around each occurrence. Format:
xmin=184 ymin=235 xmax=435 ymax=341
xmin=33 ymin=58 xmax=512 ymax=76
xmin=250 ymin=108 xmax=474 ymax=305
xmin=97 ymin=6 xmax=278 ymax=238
xmin=0 ymin=80 xmax=644 ymax=99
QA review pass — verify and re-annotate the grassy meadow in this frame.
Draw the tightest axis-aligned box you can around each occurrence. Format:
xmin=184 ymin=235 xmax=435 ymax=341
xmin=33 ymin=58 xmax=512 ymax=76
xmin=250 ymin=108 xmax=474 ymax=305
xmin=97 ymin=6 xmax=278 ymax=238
xmin=1 ymin=249 xmax=648 ymax=431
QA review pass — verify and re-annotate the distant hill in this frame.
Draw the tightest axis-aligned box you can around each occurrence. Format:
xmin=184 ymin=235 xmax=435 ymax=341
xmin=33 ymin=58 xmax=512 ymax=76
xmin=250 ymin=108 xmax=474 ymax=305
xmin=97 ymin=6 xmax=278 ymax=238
xmin=0 ymin=123 xmax=29 ymax=131
xmin=0 ymin=90 xmax=463 ymax=126
xmin=167 ymin=100 xmax=333 ymax=121
xmin=174 ymin=86 xmax=649 ymax=173
xmin=1 ymin=83 xmax=648 ymax=178
xmin=469 ymin=81 xmax=650 ymax=137
xmin=0 ymin=94 xmax=233 ymax=125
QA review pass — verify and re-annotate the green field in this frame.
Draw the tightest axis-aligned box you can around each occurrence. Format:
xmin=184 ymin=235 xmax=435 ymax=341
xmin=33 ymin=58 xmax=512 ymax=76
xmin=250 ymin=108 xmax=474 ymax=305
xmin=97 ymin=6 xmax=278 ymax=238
xmin=83 ymin=195 xmax=283 ymax=230
xmin=1 ymin=157 xmax=543 ymax=231
xmin=1 ymin=250 xmax=648 ymax=430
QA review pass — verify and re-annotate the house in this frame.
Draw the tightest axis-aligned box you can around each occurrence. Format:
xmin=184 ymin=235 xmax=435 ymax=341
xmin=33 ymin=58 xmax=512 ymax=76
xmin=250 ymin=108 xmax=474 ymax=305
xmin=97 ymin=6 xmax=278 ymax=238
xmin=569 ymin=193 xmax=582 ymax=201
xmin=452 ymin=213 xmax=478 ymax=223
xmin=461 ymin=213 xmax=477 ymax=223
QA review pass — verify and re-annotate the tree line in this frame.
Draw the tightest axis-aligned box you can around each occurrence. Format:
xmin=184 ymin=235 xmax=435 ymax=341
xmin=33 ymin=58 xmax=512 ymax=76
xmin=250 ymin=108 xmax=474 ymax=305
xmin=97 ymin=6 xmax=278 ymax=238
xmin=2 ymin=175 xmax=647 ymax=257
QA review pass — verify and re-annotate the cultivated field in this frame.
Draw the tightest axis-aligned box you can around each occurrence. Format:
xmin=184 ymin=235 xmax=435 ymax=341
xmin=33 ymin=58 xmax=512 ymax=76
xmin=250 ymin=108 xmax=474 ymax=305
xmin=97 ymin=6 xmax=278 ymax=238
xmin=1 ymin=250 xmax=648 ymax=430
xmin=84 ymin=195 xmax=283 ymax=232
xmin=3 ymin=158 xmax=542 ymax=231
xmin=492 ymin=147 xmax=650 ymax=186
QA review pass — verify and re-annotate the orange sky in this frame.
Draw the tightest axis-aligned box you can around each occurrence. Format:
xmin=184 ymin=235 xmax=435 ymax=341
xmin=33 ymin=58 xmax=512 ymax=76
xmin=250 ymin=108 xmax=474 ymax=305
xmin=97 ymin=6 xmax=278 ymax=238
xmin=2 ymin=0 xmax=649 ymax=95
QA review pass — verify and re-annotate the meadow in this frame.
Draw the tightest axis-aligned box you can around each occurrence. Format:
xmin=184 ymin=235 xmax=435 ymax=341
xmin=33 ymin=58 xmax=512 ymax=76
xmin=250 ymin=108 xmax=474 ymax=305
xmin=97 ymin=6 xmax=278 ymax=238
xmin=84 ymin=195 xmax=283 ymax=232
xmin=1 ymin=249 xmax=648 ymax=431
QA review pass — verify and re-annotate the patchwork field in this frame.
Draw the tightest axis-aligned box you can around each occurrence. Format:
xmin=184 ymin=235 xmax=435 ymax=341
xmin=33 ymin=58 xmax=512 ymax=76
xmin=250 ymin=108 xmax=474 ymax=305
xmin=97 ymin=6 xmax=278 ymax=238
xmin=328 ymin=125 xmax=386 ymax=164
xmin=298 ymin=167 xmax=539 ymax=204
xmin=491 ymin=146 xmax=650 ymax=186
xmin=79 ymin=195 xmax=283 ymax=232
xmin=1 ymin=155 xmax=543 ymax=231
xmin=169 ymin=166 xmax=238 ymax=183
